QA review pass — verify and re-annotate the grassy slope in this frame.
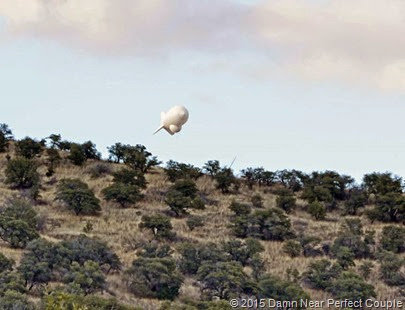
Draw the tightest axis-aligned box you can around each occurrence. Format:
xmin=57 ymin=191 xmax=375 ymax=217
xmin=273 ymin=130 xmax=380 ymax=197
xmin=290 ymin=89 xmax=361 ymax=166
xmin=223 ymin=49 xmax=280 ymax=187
xmin=0 ymin=147 xmax=401 ymax=309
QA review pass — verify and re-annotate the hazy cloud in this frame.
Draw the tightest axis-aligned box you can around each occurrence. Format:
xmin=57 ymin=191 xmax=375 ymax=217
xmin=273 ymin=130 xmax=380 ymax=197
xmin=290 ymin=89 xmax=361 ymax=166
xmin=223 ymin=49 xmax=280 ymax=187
xmin=1 ymin=0 xmax=404 ymax=90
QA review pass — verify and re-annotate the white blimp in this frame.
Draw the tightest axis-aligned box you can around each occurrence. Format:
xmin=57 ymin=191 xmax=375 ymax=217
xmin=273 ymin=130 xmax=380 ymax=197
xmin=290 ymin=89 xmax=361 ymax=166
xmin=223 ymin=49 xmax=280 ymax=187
xmin=154 ymin=105 xmax=189 ymax=135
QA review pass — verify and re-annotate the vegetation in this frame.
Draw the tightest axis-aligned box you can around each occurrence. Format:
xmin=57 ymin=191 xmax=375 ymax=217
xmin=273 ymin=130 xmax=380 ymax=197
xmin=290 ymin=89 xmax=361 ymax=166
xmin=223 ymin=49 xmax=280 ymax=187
xmin=0 ymin=123 xmax=403 ymax=308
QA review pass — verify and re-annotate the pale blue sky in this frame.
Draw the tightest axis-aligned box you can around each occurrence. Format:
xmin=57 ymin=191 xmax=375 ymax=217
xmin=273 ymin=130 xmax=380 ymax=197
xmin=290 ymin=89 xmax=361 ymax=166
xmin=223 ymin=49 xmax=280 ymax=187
xmin=1 ymin=1 xmax=404 ymax=182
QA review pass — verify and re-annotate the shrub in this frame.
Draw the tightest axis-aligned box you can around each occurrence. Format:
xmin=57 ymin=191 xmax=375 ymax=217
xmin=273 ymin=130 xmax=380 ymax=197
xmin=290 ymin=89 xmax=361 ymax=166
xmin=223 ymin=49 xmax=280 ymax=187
xmin=222 ymin=238 xmax=264 ymax=266
xmin=0 ymin=200 xmax=39 ymax=248
xmin=214 ymin=168 xmax=239 ymax=194
xmin=0 ymin=254 xmax=14 ymax=273
xmin=68 ymin=143 xmax=87 ymax=166
xmin=125 ymin=257 xmax=183 ymax=300
xmin=0 ymin=290 xmax=34 ymax=310
xmin=63 ymin=260 xmax=106 ymax=295
xmin=0 ymin=123 xmax=13 ymax=152
xmin=87 ymin=162 xmax=111 ymax=178
xmin=275 ymin=169 xmax=307 ymax=192
xmin=112 ymin=168 xmax=147 ymax=188
xmin=45 ymin=148 xmax=62 ymax=177
xmin=283 ymin=240 xmax=302 ymax=258
xmin=122 ymin=144 xmax=160 ymax=173
xmin=335 ymin=246 xmax=356 ymax=269
xmin=303 ymin=259 xmax=342 ymax=290
xmin=251 ymin=194 xmax=264 ymax=208
xmin=203 ymin=160 xmax=221 ymax=176
xmin=380 ymin=225 xmax=405 ymax=253
xmin=103 ymin=182 xmax=144 ymax=208
xmin=377 ymin=251 xmax=405 ymax=286
xmin=307 ymin=201 xmax=326 ymax=220
xmin=137 ymin=243 xmax=172 ymax=259
xmin=0 ymin=271 xmax=26 ymax=295
xmin=165 ymin=160 xmax=202 ymax=182
xmin=165 ymin=179 xmax=205 ymax=216
xmin=15 ymin=137 xmax=43 ymax=159
xmin=343 ymin=187 xmax=368 ymax=215
xmin=197 ymin=261 xmax=255 ymax=299
xmin=329 ymin=271 xmax=376 ymax=303
xmin=367 ymin=193 xmax=405 ymax=223
xmin=4 ymin=157 xmax=39 ymax=189
xmin=139 ymin=214 xmax=175 ymax=239
xmin=362 ymin=172 xmax=403 ymax=196
xmin=230 ymin=208 xmax=293 ymax=241
xmin=55 ymin=179 xmax=101 ymax=215
xmin=276 ymin=194 xmax=296 ymax=213
xmin=177 ymin=242 xmax=227 ymax=275
xmin=258 ymin=274 xmax=310 ymax=307
xmin=186 ymin=215 xmax=204 ymax=231
xmin=358 ymin=261 xmax=374 ymax=280
xmin=229 ymin=200 xmax=251 ymax=216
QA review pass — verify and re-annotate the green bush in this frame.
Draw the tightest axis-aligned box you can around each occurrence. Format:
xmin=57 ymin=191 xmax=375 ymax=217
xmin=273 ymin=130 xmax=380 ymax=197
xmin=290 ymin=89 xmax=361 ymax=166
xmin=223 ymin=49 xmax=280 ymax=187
xmin=103 ymin=182 xmax=143 ymax=208
xmin=5 ymin=157 xmax=40 ymax=189
xmin=0 ymin=254 xmax=13 ymax=273
xmin=165 ymin=179 xmax=205 ymax=216
xmin=165 ymin=160 xmax=202 ymax=182
xmin=125 ymin=257 xmax=183 ymax=300
xmin=229 ymin=200 xmax=251 ymax=216
xmin=377 ymin=251 xmax=405 ymax=286
xmin=335 ymin=246 xmax=356 ymax=269
xmin=258 ymin=274 xmax=310 ymax=308
xmin=343 ymin=187 xmax=368 ymax=215
xmin=0 ymin=290 xmax=35 ymax=310
xmin=68 ymin=143 xmax=87 ymax=166
xmin=283 ymin=240 xmax=302 ymax=258
xmin=380 ymin=225 xmax=405 ymax=253
xmin=329 ymin=271 xmax=376 ymax=304
xmin=197 ymin=261 xmax=255 ymax=299
xmin=55 ymin=179 xmax=101 ymax=215
xmin=303 ymin=259 xmax=342 ymax=290
xmin=122 ymin=144 xmax=160 ymax=173
xmin=222 ymin=238 xmax=264 ymax=266
xmin=307 ymin=201 xmax=326 ymax=220
xmin=367 ymin=193 xmax=405 ymax=223
xmin=0 ymin=123 xmax=13 ymax=152
xmin=15 ymin=137 xmax=43 ymax=159
xmin=63 ymin=260 xmax=106 ymax=295
xmin=276 ymin=194 xmax=296 ymax=213
xmin=362 ymin=172 xmax=403 ymax=196
xmin=139 ymin=214 xmax=175 ymax=239
xmin=214 ymin=168 xmax=239 ymax=194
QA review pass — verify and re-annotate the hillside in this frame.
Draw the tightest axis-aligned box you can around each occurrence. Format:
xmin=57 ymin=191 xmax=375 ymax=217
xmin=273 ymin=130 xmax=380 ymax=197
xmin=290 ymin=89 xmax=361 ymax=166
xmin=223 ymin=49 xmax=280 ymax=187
xmin=0 ymin=129 xmax=404 ymax=310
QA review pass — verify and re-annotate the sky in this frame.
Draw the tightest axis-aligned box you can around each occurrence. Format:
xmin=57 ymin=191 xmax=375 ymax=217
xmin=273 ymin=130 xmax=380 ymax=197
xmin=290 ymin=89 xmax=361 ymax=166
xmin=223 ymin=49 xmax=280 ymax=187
xmin=1 ymin=0 xmax=404 ymax=182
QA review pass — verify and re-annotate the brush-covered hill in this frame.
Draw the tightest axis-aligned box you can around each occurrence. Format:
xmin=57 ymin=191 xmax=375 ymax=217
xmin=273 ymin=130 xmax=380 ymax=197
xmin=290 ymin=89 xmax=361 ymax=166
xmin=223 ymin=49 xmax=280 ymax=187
xmin=0 ymin=125 xmax=404 ymax=310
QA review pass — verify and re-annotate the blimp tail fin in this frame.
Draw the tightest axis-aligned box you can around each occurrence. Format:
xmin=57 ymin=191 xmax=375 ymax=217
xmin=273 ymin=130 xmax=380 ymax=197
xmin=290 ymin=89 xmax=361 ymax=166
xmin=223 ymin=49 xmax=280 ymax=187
xmin=153 ymin=126 xmax=164 ymax=135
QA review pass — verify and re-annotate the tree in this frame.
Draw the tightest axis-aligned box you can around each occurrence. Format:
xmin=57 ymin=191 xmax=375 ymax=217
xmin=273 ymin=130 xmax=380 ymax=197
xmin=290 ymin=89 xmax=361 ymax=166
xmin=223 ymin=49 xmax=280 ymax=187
xmin=108 ymin=143 xmax=128 ymax=163
xmin=329 ymin=272 xmax=376 ymax=303
xmin=81 ymin=141 xmax=101 ymax=160
xmin=222 ymin=238 xmax=264 ymax=266
xmin=45 ymin=148 xmax=62 ymax=177
xmin=125 ymin=257 xmax=183 ymax=300
xmin=307 ymin=201 xmax=326 ymax=220
xmin=367 ymin=192 xmax=405 ymax=223
xmin=165 ymin=160 xmax=202 ymax=182
xmin=303 ymin=259 xmax=342 ymax=290
xmin=47 ymin=133 xmax=62 ymax=149
xmin=103 ymin=183 xmax=143 ymax=208
xmin=335 ymin=246 xmax=355 ymax=269
xmin=275 ymin=169 xmax=307 ymax=192
xmin=68 ymin=143 xmax=87 ymax=166
xmin=123 ymin=144 xmax=161 ymax=173
xmin=4 ymin=157 xmax=39 ymax=189
xmin=55 ymin=179 xmax=101 ymax=215
xmin=165 ymin=179 xmax=205 ymax=216
xmin=214 ymin=168 xmax=238 ymax=194
xmin=0 ymin=254 xmax=14 ymax=273
xmin=276 ymin=193 xmax=297 ymax=213
xmin=0 ymin=290 xmax=34 ymax=310
xmin=111 ymin=168 xmax=147 ymax=188
xmin=186 ymin=215 xmax=204 ymax=231
xmin=343 ymin=187 xmax=368 ymax=216
xmin=283 ymin=240 xmax=302 ymax=258
xmin=0 ymin=205 xmax=39 ymax=248
xmin=0 ymin=123 xmax=13 ymax=152
xmin=258 ymin=274 xmax=310 ymax=308
xmin=63 ymin=260 xmax=106 ymax=295
xmin=380 ymin=225 xmax=405 ymax=253
xmin=197 ymin=261 xmax=255 ymax=299
xmin=139 ymin=214 xmax=175 ymax=239
xmin=363 ymin=172 xmax=403 ymax=196
xmin=0 ymin=271 xmax=26 ymax=296
xmin=15 ymin=137 xmax=43 ymax=159
xmin=203 ymin=160 xmax=221 ymax=176
xmin=377 ymin=251 xmax=405 ymax=286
